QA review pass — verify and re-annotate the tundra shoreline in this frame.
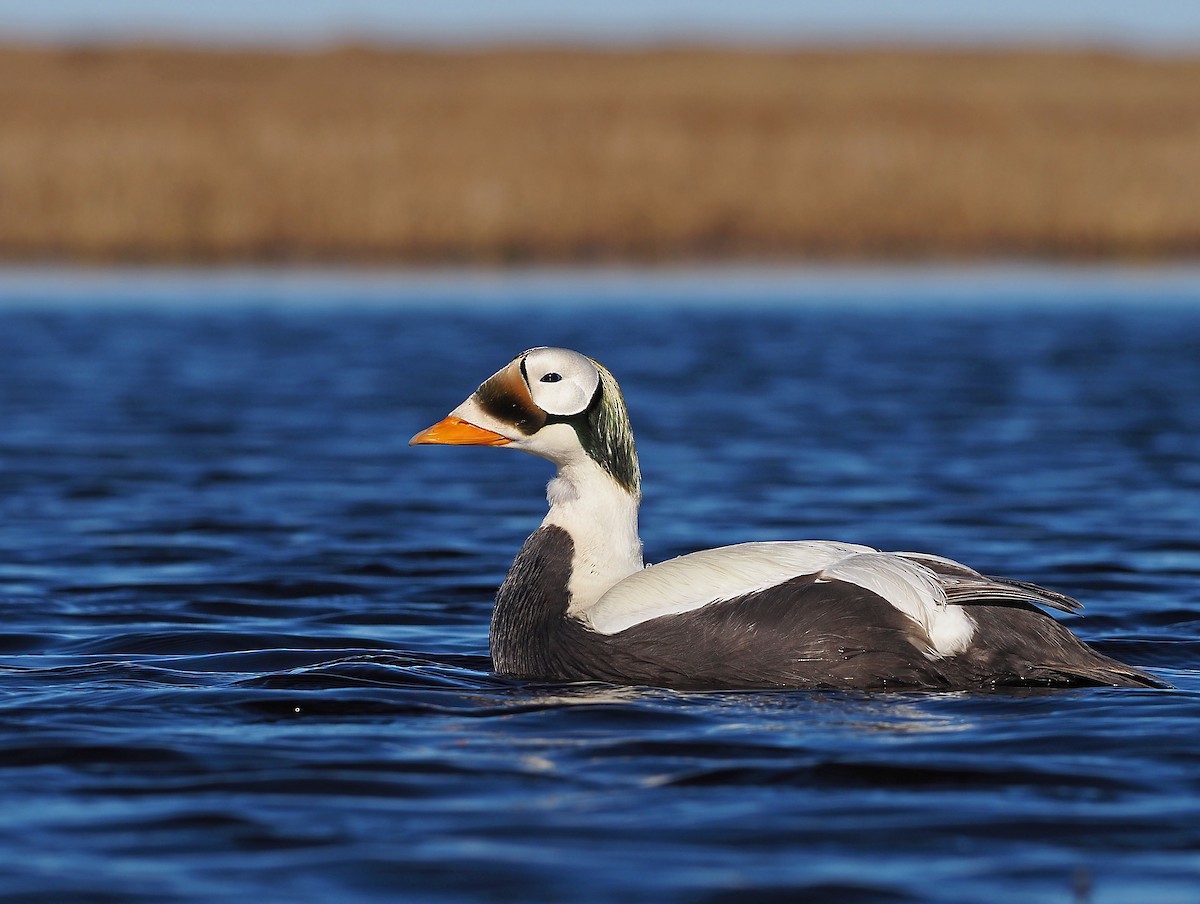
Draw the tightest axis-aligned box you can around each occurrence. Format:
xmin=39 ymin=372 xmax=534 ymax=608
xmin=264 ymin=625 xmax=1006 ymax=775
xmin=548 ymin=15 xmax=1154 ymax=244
xmin=2 ymin=44 xmax=1198 ymax=264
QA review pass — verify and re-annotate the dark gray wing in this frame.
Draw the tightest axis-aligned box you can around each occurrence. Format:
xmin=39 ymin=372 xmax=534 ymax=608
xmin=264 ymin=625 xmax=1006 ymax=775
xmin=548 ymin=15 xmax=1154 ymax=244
xmin=896 ymin=552 xmax=1082 ymax=613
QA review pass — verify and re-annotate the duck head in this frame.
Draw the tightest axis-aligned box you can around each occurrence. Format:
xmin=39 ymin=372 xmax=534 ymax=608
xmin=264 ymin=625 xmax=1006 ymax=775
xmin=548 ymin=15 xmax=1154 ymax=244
xmin=410 ymin=347 xmax=641 ymax=498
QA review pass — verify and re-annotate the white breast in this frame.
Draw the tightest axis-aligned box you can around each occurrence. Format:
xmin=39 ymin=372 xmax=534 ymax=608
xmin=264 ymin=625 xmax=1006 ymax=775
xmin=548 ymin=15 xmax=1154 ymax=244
xmin=580 ymin=540 xmax=976 ymax=657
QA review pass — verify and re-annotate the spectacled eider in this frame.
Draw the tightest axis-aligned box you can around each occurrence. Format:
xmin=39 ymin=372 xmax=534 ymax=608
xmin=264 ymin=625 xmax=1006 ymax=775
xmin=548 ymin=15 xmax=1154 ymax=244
xmin=411 ymin=347 xmax=1164 ymax=691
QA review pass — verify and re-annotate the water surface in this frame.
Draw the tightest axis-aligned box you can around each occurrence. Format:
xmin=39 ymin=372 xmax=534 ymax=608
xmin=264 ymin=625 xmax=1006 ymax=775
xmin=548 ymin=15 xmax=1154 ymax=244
xmin=0 ymin=268 xmax=1198 ymax=903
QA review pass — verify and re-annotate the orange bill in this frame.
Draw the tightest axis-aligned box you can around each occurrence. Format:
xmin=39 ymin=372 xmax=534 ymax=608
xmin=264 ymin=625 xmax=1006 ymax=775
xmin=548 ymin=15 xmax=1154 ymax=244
xmin=409 ymin=415 xmax=511 ymax=446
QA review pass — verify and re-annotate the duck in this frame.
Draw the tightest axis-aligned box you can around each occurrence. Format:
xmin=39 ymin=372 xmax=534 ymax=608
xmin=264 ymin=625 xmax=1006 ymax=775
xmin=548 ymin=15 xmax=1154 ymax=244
xmin=411 ymin=346 xmax=1164 ymax=690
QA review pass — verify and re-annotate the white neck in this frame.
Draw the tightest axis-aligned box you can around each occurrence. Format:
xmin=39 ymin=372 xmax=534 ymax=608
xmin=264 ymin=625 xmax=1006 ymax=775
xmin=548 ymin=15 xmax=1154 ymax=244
xmin=541 ymin=456 xmax=644 ymax=616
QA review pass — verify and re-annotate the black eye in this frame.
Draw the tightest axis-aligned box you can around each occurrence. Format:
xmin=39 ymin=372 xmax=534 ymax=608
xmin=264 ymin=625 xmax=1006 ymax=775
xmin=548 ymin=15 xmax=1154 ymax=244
xmin=540 ymin=372 xmax=563 ymax=383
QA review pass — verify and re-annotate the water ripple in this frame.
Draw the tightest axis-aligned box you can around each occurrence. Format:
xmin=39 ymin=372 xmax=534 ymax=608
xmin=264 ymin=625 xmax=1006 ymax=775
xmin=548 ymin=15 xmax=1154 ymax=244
xmin=0 ymin=281 xmax=1198 ymax=902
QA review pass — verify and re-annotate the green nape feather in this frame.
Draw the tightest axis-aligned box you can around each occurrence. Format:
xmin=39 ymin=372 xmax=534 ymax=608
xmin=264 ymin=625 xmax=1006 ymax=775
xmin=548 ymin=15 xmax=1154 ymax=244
xmin=579 ymin=359 xmax=641 ymax=498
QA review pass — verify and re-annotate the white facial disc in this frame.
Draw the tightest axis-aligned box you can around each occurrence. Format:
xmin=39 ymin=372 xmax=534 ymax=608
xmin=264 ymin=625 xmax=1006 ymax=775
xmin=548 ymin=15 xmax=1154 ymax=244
xmin=522 ymin=347 xmax=600 ymax=416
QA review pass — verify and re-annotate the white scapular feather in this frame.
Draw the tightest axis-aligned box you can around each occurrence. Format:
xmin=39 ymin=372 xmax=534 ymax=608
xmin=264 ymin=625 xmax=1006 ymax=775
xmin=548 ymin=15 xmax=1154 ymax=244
xmin=582 ymin=540 xmax=977 ymax=656
xmin=820 ymin=553 xmax=976 ymax=655
xmin=583 ymin=540 xmax=860 ymax=629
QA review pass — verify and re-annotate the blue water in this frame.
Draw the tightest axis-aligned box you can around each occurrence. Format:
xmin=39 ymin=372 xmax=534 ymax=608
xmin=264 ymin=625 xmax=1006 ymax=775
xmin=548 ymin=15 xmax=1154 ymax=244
xmin=1 ymin=268 xmax=1198 ymax=903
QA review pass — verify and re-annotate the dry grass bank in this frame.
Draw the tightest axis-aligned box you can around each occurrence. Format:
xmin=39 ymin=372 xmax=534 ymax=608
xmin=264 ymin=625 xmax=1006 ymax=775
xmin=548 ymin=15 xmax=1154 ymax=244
xmin=2 ymin=44 xmax=1199 ymax=263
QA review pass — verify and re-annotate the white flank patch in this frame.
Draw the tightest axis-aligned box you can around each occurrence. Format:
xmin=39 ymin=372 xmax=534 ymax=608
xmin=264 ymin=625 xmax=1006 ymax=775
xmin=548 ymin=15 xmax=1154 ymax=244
xmin=582 ymin=540 xmax=977 ymax=657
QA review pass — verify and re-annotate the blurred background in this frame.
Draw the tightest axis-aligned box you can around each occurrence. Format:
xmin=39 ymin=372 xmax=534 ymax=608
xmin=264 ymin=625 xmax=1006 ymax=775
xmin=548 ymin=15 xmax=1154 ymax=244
xmin=5 ymin=8 xmax=1200 ymax=904
xmin=3 ymin=0 xmax=1200 ymax=265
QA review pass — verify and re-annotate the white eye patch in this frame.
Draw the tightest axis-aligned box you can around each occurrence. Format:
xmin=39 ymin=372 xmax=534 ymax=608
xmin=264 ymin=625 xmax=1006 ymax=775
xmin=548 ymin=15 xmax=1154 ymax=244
xmin=522 ymin=347 xmax=600 ymax=416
